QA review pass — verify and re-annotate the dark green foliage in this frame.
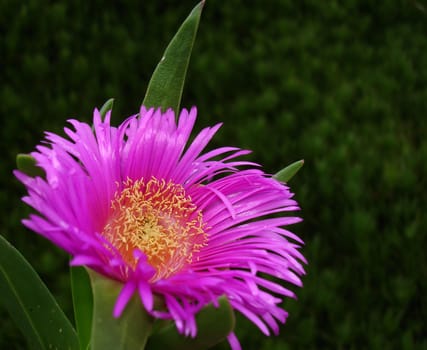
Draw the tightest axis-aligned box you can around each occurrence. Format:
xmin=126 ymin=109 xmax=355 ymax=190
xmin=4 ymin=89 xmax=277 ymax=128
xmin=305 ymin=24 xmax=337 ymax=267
xmin=1 ymin=0 xmax=426 ymax=348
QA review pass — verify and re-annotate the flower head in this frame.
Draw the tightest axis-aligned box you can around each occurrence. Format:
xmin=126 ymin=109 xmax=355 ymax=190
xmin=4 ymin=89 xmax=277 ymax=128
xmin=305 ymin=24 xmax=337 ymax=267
xmin=15 ymin=106 xmax=306 ymax=348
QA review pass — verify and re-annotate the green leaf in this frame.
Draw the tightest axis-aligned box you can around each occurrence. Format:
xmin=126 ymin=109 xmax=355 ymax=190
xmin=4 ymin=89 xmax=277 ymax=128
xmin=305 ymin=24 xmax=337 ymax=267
xmin=99 ymin=98 xmax=114 ymax=119
xmin=274 ymin=159 xmax=304 ymax=183
xmin=142 ymin=1 xmax=204 ymax=114
xmin=0 ymin=235 xmax=79 ymax=350
xmin=89 ymin=271 xmax=154 ymax=350
xmin=16 ymin=153 xmax=45 ymax=178
xmin=146 ymin=297 xmax=235 ymax=350
xmin=70 ymin=266 xmax=93 ymax=350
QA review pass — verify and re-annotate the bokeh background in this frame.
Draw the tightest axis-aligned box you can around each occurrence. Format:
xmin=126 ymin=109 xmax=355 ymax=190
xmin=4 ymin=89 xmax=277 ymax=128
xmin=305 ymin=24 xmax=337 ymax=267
xmin=1 ymin=0 xmax=426 ymax=349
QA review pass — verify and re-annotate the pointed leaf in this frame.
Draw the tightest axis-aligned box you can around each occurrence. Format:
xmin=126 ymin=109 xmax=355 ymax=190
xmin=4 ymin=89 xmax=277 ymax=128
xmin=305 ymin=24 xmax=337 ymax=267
xmin=274 ymin=159 xmax=304 ymax=183
xmin=146 ymin=297 xmax=235 ymax=350
xmin=16 ymin=154 xmax=45 ymax=178
xmin=99 ymin=98 xmax=114 ymax=119
xmin=89 ymin=271 xmax=154 ymax=350
xmin=142 ymin=1 xmax=204 ymax=114
xmin=70 ymin=266 xmax=93 ymax=350
xmin=0 ymin=235 xmax=79 ymax=350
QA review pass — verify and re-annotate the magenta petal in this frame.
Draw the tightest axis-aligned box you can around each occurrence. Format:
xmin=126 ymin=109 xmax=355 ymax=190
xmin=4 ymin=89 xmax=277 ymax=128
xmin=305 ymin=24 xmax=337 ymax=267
xmin=138 ymin=281 xmax=154 ymax=312
xmin=231 ymin=302 xmax=270 ymax=335
xmin=227 ymin=332 xmax=242 ymax=350
xmin=114 ymin=281 xmax=136 ymax=317
xmin=70 ymin=255 xmax=101 ymax=267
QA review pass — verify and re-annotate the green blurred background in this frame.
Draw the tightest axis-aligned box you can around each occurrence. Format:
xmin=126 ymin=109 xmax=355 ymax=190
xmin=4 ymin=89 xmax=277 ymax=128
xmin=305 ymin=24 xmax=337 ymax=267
xmin=1 ymin=0 xmax=426 ymax=349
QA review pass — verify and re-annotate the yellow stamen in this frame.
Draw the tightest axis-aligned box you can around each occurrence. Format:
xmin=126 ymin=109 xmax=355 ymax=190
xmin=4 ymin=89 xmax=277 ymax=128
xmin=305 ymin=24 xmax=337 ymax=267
xmin=103 ymin=177 xmax=207 ymax=281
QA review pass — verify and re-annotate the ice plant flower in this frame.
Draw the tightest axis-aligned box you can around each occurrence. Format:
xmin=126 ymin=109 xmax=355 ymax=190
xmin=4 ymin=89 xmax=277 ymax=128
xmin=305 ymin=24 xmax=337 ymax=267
xmin=15 ymin=106 xmax=306 ymax=349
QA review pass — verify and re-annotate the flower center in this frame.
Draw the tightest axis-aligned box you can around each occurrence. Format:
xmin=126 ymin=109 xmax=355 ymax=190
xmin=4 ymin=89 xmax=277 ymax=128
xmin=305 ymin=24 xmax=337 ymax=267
xmin=103 ymin=177 xmax=207 ymax=281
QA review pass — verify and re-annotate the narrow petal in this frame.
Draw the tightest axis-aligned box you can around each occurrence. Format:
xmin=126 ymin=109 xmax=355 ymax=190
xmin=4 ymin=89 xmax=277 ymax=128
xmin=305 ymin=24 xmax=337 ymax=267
xmin=227 ymin=332 xmax=242 ymax=350
xmin=138 ymin=281 xmax=154 ymax=312
xmin=114 ymin=281 xmax=136 ymax=317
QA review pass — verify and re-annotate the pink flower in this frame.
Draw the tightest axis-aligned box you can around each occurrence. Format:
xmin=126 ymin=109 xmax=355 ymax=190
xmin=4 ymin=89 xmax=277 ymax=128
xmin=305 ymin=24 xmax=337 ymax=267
xmin=15 ymin=106 xmax=306 ymax=349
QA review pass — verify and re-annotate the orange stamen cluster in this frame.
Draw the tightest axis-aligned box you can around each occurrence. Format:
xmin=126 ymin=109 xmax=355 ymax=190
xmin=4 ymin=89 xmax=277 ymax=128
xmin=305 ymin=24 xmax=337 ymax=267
xmin=103 ymin=177 xmax=206 ymax=281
